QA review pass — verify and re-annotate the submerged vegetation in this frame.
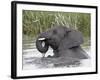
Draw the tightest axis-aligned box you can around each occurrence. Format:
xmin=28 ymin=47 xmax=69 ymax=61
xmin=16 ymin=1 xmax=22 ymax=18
xmin=22 ymin=10 xmax=91 ymax=40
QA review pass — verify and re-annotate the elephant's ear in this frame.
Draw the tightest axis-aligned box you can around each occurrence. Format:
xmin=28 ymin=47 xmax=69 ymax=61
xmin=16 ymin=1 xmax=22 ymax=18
xmin=59 ymin=29 xmax=84 ymax=50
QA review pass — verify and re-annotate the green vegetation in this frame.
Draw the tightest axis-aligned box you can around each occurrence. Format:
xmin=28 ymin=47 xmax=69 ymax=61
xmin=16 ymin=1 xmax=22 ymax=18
xmin=22 ymin=10 xmax=91 ymax=39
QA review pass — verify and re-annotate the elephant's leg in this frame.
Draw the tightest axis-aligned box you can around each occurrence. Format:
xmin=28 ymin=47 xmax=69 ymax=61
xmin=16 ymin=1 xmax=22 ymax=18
xmin=58 ymin=46 xmax=89 ymax=59
xmin=70 ymin=46 xmax=89 ymax=59
xmin=53 ymin=50 xmax=60 ymax=57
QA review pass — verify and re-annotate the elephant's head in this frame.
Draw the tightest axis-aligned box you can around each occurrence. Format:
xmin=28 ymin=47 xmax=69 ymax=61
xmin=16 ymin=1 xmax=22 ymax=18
xmin=36 ymin=26 xmax=84 ymax=56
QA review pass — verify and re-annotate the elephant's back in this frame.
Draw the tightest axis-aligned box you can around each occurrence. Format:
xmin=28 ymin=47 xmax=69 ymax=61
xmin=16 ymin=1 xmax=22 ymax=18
xmin=68 ymin=30 xmax=84 ymax=44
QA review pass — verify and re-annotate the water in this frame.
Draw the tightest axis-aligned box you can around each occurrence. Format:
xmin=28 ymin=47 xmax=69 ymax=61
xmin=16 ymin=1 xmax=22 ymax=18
xmin=22 ymin=38 xmax=91 ymax=70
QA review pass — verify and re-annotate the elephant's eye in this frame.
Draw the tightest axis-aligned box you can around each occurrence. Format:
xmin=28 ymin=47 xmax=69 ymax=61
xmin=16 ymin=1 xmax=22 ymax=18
xmin=53 ymin=30 xmax=57 ymax=34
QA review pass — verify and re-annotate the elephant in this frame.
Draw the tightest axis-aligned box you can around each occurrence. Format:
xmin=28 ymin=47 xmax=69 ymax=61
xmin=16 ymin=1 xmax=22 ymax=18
xmin=36 ymin=26 xmax=89 ymax=59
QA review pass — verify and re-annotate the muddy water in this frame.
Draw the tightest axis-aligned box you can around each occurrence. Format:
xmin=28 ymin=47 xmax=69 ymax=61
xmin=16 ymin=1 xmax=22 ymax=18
xmin=22 ymin=39 xmax=91 ymax=70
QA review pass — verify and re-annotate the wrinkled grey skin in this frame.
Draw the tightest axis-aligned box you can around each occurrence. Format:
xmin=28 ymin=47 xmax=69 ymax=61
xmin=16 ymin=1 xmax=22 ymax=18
xmin=36 ymin=26 xmax=89 ymax=59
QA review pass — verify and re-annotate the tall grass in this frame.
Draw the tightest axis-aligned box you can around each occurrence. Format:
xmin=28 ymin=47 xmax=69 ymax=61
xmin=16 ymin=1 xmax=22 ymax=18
xmin=22 ymin=10 xmax=91 ymax=39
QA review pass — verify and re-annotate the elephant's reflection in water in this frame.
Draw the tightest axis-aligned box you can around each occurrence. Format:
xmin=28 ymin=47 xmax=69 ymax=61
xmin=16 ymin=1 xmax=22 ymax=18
xmin=36 ymin=26 xmax=89 ymax=66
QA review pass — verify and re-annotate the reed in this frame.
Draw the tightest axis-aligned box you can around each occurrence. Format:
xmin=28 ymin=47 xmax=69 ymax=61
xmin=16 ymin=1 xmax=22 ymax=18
xmin=22 ymin=10 xmax=90 ymax=39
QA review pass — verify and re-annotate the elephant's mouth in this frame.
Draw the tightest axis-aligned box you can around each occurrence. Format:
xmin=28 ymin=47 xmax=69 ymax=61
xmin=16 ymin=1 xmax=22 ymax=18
xmin=46 ymin=38 xmax=59 ymax=50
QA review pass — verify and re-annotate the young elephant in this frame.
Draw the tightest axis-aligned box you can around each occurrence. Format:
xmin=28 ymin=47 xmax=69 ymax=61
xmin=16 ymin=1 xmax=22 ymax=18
xmin=36 ymin=26 xmax=89 ymax=59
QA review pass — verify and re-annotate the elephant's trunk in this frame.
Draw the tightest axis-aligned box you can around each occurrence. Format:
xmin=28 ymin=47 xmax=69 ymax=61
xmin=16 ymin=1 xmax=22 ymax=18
xmin=36 ymin=37 xmax=49 ymax=53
